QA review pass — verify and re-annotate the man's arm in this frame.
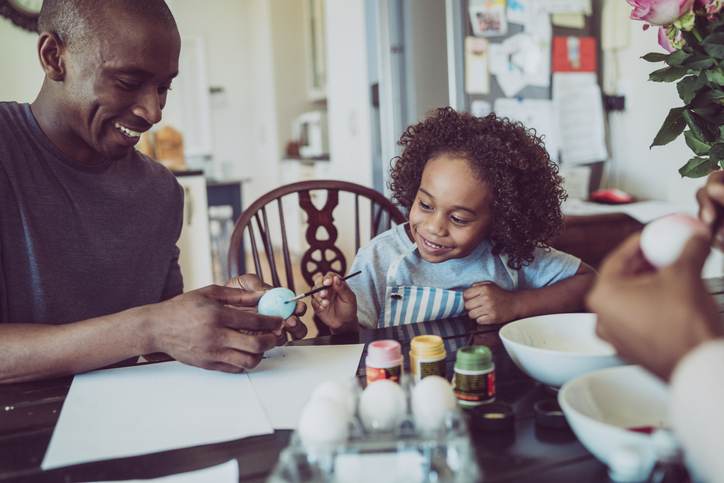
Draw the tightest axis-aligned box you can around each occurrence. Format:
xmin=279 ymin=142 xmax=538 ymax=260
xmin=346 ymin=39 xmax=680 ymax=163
xmin=0 ymin=285 xmax=284 ymax=384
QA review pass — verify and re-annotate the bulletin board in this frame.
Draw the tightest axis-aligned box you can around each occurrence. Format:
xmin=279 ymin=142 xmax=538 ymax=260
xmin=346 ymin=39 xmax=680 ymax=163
xmin=459 ymin=0 xmax=608 ymax=195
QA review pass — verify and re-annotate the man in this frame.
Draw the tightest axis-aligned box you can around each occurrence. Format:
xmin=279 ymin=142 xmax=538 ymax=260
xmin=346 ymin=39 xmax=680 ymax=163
xmin=587 ymin=171 xmax=724 ymax=482
xmin=0 ymin=0 xmax=304 ymax=384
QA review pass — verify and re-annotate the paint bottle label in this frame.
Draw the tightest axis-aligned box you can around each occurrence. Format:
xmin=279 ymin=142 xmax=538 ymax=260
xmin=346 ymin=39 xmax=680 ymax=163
xmin=453 ymin=368 xmax=495 ymax=406
xmin=417 ymin=358 xmax=447 ymax=380
xmin=366 ymin=364 xmax=402 ymax=384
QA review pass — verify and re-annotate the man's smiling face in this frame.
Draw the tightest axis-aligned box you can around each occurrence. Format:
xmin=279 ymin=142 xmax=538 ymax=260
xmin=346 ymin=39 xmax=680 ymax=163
xmin=59 ymin=8 xmax=179 ymax=161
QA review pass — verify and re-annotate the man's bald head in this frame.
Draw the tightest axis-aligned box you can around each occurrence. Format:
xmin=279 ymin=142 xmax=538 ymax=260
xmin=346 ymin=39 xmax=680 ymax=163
xmin=37 ymin=0 xmax=177 ymax=50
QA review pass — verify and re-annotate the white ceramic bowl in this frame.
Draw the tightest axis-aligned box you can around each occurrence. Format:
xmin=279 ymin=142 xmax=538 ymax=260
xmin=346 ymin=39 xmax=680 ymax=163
xmin=499 ymin=313 xmax=623 ymax=387
xmin=558 ymin=365 xmax=670 ymax=467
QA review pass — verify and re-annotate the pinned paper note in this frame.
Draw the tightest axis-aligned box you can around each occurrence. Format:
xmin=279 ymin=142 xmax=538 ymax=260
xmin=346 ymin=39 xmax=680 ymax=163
xmin=543 ymin=0 xmax=592 ymax=14
xmin=553 ymin=73 xmax=608 ymax=165
xmin=489 ymin=30 xmax=551 ymax=96
xmin=506 ymin=0 xmax=530 ymax=25
xmin=552 ymin=13 xmax=586 ymax=28
xmin=471 ymin=100 xmax=492 ymax=118
xmin=553 ymin=36 xmax=597 ymax=72
xmin=465 ymin=37 xmax=490 ymax=95
xmin=494 ymin=98 xmax=560 ymax=162
xmin=469 ymin=0 xmax=508 ymax=37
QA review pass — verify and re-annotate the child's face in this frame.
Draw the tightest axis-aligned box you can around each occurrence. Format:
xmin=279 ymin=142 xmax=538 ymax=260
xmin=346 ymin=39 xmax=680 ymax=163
xmin=408 ymin=154 xmax=493 ymax=263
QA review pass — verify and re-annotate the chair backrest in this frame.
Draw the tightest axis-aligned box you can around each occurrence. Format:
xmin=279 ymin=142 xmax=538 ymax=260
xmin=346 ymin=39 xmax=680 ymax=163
xmin=228 ymin=180 xmax=406 ymax=334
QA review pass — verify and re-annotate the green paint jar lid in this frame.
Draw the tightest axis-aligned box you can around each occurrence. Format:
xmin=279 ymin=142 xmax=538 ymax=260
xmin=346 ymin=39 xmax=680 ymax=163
xmin=455 ymin=345 xmax=492 ymax=371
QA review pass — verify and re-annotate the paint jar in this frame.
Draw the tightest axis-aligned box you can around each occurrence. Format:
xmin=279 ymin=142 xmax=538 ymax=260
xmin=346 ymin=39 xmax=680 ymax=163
xmin=365 ymin=340 xmax=403 ymax=384
xmin=409 ymin=335 xmax=447 ymax=382
xmin=453 ymin=345 xmax=495 ymax=407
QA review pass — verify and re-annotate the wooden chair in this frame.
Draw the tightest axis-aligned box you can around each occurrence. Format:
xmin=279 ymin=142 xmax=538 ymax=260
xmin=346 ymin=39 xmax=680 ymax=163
xmin=228 ymin=180 xmax=406 ymax=335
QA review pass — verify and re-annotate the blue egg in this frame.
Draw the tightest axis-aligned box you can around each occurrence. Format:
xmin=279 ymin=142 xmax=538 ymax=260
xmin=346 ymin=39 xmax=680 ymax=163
xmin=257 ymin=287 xmax=297 ymax=319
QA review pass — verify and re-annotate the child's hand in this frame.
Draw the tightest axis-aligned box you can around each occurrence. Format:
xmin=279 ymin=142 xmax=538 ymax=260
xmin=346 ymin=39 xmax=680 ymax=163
xmin=310 ymin=273 xmax=358 ymax=330
xmin=463 ymin=282 xmax=518 ymax=325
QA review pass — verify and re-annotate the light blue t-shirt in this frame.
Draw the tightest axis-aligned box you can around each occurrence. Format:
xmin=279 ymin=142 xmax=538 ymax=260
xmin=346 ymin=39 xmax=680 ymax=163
xmin=347 ymin=223 xmax=581 ymax=329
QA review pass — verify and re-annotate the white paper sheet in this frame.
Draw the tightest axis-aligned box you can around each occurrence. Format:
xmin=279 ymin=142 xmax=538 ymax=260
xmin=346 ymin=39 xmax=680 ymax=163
xmin=87 ymin=459 xmax=239 ymax=483
xmin=471 ymin=100 xmax=492 ymax=118
xmin=506 ymin=0 xmax=530 ymax=25
xmin=465 ymin=37 xmax=490 ymax=95
xmin=494 ymin=98 xmax=560 ymax=162
xmin=42 ymin=362 xmax=274 ymax=470
xmin=553 ymin=73 xmax=608 ymax=165
xmin=247 ymin=345 xmax=364 ymax=429
xmin=542 ymin=0 xmax=592 ymax=14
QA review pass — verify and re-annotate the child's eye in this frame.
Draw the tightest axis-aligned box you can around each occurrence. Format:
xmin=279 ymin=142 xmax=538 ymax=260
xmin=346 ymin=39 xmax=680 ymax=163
xmin=418 ymin=200 xmax=432 ymax=211
xmin=451 ymin=215 xmax=470 ymax=225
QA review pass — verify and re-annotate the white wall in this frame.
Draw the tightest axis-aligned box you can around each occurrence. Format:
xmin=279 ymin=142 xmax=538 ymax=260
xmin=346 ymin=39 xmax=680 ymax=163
xmin=0 ymin=19 xmax=43 ymax=102
xmin=606 ymin=21 xmax=705 ymax=210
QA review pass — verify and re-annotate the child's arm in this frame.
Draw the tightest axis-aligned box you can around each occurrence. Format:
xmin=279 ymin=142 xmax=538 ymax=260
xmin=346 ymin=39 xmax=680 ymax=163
xmin=463 ymin=263 xmax=595 ymax=325
xmin=311 ymin=273 xmax=360 ymax=334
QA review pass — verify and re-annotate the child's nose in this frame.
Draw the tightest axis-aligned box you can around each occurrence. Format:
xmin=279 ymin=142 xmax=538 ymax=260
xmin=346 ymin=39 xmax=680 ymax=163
xmin=426 ymin=213 xmax=447 ymax=235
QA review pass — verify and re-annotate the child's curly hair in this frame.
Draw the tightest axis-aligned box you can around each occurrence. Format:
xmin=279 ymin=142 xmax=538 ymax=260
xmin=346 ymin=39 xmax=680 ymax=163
xmin=389 ymin=107 xmax=566 ymax=270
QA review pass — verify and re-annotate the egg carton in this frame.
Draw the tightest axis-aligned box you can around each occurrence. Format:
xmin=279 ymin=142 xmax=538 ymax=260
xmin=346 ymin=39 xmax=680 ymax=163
xmin=267 ymin=377 xmax=481 ymax=483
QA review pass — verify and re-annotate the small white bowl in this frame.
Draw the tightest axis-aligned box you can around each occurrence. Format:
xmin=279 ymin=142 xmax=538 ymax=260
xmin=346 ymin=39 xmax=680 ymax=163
xmin=499 ymin=313 xmax=623 ymax=387
xmin=558 ymin=365 xmax=670 ymax=467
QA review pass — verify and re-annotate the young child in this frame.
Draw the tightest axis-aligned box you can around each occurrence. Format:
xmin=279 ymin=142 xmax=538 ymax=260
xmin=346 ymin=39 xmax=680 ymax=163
xmin=311 ymin=107 xmax=594 ymax=331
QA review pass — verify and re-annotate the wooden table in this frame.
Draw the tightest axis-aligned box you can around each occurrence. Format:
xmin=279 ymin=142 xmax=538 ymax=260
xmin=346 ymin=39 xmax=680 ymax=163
xmin=5 ymin=279 xmax=724 ymax=482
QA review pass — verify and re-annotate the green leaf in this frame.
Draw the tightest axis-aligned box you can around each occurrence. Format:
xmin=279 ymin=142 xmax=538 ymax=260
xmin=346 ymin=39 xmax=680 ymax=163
xmin=702 ymin=33 xmax=724 ymax=59
xmin=677 ymin=75 xmax=707 ymax=103
xmin=684 ymin=57 xmax=716 ymax=70
xmin=641 ymin=52 xmax=668 ymax=62
xmin=649 ymin=66 xmax=689 ymax=82
xmin=720 ymin=125 xmax=724 ymax=139
xmin=683 ymin=109 xmax=717 ymax=142
xmin=707 ymin=67 xmax=724 ymax=86
xmin=710 ymin=143 xmax=724 ymax=162
xmin=666 ymin=49 xmax=691 ymax=66
xmin=685 ymin=130 xmax=712 ymax=155
xmin=651 ymin=107 xmax=686 ymax=147
xmin=679 ymin=156 xmax=719 ymax=178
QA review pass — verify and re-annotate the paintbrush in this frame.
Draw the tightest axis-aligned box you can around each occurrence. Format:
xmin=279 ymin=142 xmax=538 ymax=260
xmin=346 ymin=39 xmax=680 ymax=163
xmin=285 ymin=270 xmax=362 ymax=303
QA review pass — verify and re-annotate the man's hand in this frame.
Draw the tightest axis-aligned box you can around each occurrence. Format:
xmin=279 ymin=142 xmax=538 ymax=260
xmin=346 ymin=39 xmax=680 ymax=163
xmin=146 ymin=282 xmax=284 ymax=372
xmin=463 ymin=282 xmax=518 ymax=325
xmin=225 ymin=274 xmax=307 ymax=342
xmin=697 ymin=170 xmax=724 ymax=249
xmin=310 ymin=272 xmax=358 ymax=330
xmin=587 ymin=233 xmax=722 ymax=380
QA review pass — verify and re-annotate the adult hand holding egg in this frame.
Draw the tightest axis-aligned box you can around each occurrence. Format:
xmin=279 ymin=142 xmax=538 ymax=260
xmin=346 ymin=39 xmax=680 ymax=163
xmin=226 ymin=274 xmax=307 ymax=342
xmin=586 ymin=231 xmax=722 ymax=380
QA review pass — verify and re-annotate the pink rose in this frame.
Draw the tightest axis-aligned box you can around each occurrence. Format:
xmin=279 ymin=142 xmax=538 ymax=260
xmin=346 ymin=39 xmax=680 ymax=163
xmin=627 ymin=0 xmax=695 ymax=25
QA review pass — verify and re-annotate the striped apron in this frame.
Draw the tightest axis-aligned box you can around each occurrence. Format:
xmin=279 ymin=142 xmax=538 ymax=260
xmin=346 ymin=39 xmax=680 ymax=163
xmin=381 ymin=243 xmax=519 ymax=327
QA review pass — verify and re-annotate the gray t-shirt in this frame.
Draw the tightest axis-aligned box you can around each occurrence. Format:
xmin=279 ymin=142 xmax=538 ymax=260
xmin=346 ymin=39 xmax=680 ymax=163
xmin=347 ymin=223 xmax=581 ymax=328
xmin=0 ymin=102 xmax=184 ymax=324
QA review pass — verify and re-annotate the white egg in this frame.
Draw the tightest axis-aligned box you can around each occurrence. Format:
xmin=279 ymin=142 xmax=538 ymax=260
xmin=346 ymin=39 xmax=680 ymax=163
xmin=298 ymin=398 xmax=350 ymax=447
xmin=411 ymin=376 xmax=457 ymax=433
xmin=640 ymin=214 xmax=707 ymax=268
xmin=310 ymin=380 xmax=356 ymax=418
xmin=358 ymin=379 xmax=407 ymax=432
xmin=257 ymin=287 xmax=296 ymax=319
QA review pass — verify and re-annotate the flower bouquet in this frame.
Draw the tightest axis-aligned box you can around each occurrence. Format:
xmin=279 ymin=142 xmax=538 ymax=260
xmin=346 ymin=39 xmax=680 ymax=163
xmin=628 ymin=0 xmax=724 ymax=177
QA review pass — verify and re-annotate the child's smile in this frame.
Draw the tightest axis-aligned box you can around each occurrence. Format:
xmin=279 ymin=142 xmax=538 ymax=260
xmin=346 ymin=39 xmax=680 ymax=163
xmin=407 ymin=154 xmax=493 ymax=263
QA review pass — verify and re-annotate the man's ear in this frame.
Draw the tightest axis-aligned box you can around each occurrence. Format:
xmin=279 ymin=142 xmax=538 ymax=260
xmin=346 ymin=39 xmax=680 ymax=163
xmin=37 ymin=32 xmax=66 ymax=81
